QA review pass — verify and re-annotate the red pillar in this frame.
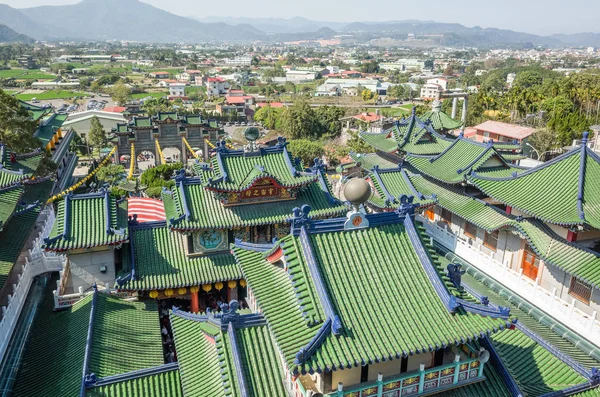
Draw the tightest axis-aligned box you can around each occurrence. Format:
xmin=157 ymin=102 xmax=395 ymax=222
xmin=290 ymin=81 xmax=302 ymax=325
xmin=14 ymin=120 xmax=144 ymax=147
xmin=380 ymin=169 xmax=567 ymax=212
xmin=567 ymin=230 xmax=578 ymax=242
xmin=191 ymin=289 xmax=199 ymax=313
xmin=506 ymin=206 xmax=512 ymax=215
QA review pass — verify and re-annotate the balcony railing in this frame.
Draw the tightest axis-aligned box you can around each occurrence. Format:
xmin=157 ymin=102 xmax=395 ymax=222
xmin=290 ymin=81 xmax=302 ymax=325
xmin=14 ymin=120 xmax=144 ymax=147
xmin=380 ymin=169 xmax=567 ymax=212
xmin=417 ymin=215 xmax=600 ymax=349
xmin=297 ymin=356 xmax=485 ymax=397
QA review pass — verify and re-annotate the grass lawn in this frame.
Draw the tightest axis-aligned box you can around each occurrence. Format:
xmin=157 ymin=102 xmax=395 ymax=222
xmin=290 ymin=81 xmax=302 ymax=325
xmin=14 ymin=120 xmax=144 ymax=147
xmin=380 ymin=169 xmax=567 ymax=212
xmin=129 ymin=91 xmax=168 ymax=99
xmin=0 ymin=69 xmax=56 ymax=80
xmin=1 ymin=89 xmax=17 ymax=95
xmin=366 ymin=106 xmax=412 ymax=117
xmin=16 ymin=90 xmax=88 ymax=100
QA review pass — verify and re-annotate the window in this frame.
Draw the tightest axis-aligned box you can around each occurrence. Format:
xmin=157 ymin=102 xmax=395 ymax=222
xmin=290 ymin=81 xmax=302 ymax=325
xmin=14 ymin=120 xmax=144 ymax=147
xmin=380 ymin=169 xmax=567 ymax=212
xmin=569 ymin=277 xmax=592 ymax=304
xmin=440 ymin=208 xmax=452 ymax=227
xmin=483 ymin=131 xmax=490 ymax=138
xmin=483 ymin=230 xmax=499 ymax=251
xmin=464 ymin=222 xmax=477 ymax=239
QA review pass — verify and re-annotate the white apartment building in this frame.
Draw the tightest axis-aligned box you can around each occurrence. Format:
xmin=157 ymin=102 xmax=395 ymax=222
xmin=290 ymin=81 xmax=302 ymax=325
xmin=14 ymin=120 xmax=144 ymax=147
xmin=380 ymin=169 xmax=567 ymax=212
xmin=168 ymin=83 xmax=186 ymax=97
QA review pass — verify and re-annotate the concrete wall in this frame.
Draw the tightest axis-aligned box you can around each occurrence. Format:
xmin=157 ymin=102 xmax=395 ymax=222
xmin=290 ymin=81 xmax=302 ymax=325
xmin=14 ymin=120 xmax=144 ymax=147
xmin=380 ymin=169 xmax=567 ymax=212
xmin=332 ymin=365 xmax=361 ymax=390
xmin=407 ymin=352 xmax=433 ymax=372
xmin=368 ymin=360 xmax=401 ymax=381
xmin=66 ymin=249 xmax=116 ymax=292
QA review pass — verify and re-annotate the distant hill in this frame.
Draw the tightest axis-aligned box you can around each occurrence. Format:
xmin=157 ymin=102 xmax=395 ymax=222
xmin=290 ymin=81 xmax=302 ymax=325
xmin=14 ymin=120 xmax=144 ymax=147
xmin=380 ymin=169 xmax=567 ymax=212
xmin=0 ymin=24 xmax=33 ymax=43
xmin=0 ymin=1 xmax=599 ymax=47
xmin=1 ymin=0 xmax=264 ymax=42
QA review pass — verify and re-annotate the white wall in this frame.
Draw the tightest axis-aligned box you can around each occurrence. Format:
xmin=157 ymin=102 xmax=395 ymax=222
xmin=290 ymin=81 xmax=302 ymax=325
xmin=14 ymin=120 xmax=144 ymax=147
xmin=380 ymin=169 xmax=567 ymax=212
xmin=331 ymin=366 xmax=361 ymax=391
xmin=67 ymin=249 xmax=116 ymax=292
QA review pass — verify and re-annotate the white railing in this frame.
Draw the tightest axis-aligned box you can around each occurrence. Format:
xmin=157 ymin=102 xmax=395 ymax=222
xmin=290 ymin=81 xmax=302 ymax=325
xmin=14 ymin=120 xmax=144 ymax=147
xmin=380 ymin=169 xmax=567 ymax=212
xmin=0 ymin=206 xmax=67 ymax=363
xmin=417 ymin=215 xmax=600 ymax=349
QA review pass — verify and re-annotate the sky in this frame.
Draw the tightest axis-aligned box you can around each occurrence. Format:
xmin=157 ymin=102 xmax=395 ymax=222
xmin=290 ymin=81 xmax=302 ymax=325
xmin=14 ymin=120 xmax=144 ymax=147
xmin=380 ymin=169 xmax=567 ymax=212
xmin=2 ymin=0 xmax=599 ymax=36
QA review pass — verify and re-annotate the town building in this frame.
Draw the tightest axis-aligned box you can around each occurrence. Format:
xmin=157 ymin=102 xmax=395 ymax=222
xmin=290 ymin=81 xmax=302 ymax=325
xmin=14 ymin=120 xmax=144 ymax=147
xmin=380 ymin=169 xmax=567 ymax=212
xmin=62 ymin=110 xmax=127 ymax=140
xmin=168 ymin=82 xmax=187 ymax=98
xmin=470 ymin=120 xmax=536 ymax=145
xmin=149 ymin=71 xmax=171 ymax=79
xmin=420 ymin=78 xmax=448 ymax=100
xmin=379 ymin=58 xmax=428 ymax=72
xmin=205 ymin=77 xmax=229 ymax=97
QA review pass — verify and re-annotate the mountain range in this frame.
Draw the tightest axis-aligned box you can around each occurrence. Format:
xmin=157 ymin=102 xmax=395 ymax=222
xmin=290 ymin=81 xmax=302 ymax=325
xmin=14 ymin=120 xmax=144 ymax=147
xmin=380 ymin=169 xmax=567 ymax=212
xmin=0 ymin=24 xmax=33 ymax=43
xmin=1 ymin=0 xmax=600 ymax=47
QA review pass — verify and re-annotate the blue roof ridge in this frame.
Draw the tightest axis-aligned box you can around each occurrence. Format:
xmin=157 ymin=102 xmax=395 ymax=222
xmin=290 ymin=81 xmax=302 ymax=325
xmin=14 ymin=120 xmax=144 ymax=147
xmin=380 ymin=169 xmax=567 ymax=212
xmin=457 ymin=146 xmax=509 ymax=175
xmin=577 ymin=132 xmax=589 ymax=221
xmin=80 ymin=285 xmax=99 ymax=396
xmin=371 ymin=165 xmax=396 ymax=205
xmin=87 ymin=362 xmax=179 ymax=389
xmin=227 ymin=322 xmax=250 ymax=397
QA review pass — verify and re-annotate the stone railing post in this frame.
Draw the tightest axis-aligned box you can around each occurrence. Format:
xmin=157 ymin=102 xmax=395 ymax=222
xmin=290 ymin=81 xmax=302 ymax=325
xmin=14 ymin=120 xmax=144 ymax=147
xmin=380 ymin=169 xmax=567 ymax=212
xmin=569 ymin=299 xmax=576 ymax=322
xmin=418 ymin=364 xmax=425 ymax=393
xmin=377 ymin=372 xmax=383 ymax=397
xmin=336 ymin=382 xmax=343 ymax=397
xmin=453 ymin=355 xmax=461 ymax=384
xmin=589 ymin=311 xmax=598 ymax=333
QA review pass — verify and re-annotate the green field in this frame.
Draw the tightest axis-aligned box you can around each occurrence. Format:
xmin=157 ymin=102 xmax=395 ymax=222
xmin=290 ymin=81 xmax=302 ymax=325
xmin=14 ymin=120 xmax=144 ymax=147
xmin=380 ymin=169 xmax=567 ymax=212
xmin=0 ymin=69 xmax=56 ymax=80
xmin=366 ymin=105 xmax=412 ymax=117
xmin=129 ymin=91 xmax=168 ymax=100
xmin=16 ymin=90 xmax=88 ymax=100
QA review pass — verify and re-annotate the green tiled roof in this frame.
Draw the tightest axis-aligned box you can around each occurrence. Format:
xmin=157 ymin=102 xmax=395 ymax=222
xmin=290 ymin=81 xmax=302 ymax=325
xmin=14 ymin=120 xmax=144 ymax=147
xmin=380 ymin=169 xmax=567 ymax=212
xmin=132 ymin=117 xmax=152 ymax=127
xmin=90 ymin=295 xmax=164 ymax=378
xmin=44 ymin=192 xmax=129 ymax=251
xmin=156 ymin=112 xmax=179 ymax=121
xmin=163 ymin=174 xmax=345 ymax=231
xmin=182 ymin=114 xmax=203 ymax=125
xmin=170 ymin=316 xmax=236 ymax=397
xmin=14 ymin=291 xmax=165 ymax=397
xmin=13 ymin=293 xmax=92 ymax=397
xmin=37 ymin=113 xmax=68 ymax=146
xmin=0 ymin=180 xmax=52 ymax=291
xmin=368 ymin=168 xmax=435 ymax=210
xmin=0 ymin=148 xmax=43 ymax=188
xmin=234 ymin=222 xmax=509 ymax=374
xmin=469 ymin=145 xmax=600 ymax=229
xmin=394 ymin=117 xmax=454 ymax=155
xmin=349 ymin=152 xmax=400 ymax=170
xmin=421 ymin=109 xmax=463 ymax=131
xmin=119 ymin=224 xmax=240 ymax=291
xmin=170 ymin=313 xmax=286 ymax=397
xmin=199 ymin=148 xmax=317 ymax=192
xmin=442 ymin=365 xmax=511 ymax=397
xmin=407 ymin=138 xmax=516 ymax=184
xmin=409 ymin=174 xmax=600 ymax=288
xmin=87 ymin=370 xmax=183 ymax=397
xmin=501 ymin=153 xmax=527 ymax=161
xmin=0 ymin=185 xmax=24 ymax=230
xmin=491 ymin=329 xmax=587 ymax=396
xmin=358 ymin=131 xmax=398 ymax=153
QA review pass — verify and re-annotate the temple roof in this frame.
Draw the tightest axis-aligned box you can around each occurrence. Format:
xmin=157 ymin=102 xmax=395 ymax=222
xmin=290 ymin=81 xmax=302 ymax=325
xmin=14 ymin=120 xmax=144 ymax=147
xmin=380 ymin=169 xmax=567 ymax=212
xmin=407 ymin=136 xmax=521 ymax=184
xmin=0 ymin=145 xmax=43 ymax=189
xmin=349 ymin=151 xmax=400 ymax=171
xmin=409 ymin=173 xmax=600 ymax=288
xmin=44 ymin=190 xmax=129 ymax=252
xmin=420 ymin=106 xmax=463 ymax=131
xmin=469 ymin=136 xmax=600 ymax=229
xmin=170 ymin=314 xmax=286 ymax=397
xmin=163 ymin=153 xmax=344 ymax=231
xmin=36 ymin=113 xmax=68 ymax=147
xmin=367 ymin=165 xmax=436 ymax=210
xmin=197 ymin=142 xmax=317 ymax=192
xmin=13 ymin=290 xmax=165 ymax=397
xmin=117 ymin=222 xmax=241 ymax=291
xmin=233 ymin=210 xmax=511 ymax=374
xmin=0 ymin=185 xmax=24 ymax=231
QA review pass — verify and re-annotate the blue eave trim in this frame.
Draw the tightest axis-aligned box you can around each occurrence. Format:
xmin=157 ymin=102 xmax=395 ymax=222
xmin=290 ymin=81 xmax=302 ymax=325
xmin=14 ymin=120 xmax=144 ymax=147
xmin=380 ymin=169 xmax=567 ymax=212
xmin=227 ymin=322 xmax=250 ymax=397
xmin=88 ymin=363 xmax=179 ymax=388
xmin=299 ymin=226 xmax=342 ymax=335
xmin=293 ymin=318 xmax=332 ymax=365
xmin=233 ymin=238 xmax=275 ymax=252
xmin=63 ymin=193 xmax=72 ymax=239
xmin=216 ymin=151 xmax=229 ymax=183
xmin=283 ymin=145 xmax=299 ymax=178
xmin=104 ymin=189 xmax=113 ymax=235
xmin=316 ymin=170 xmax=340 ymax=205
xmin=427 ymin=134 xmax=461 ymax=163
xmin=371 ymin=166 xmax=395 ymax=203
xmin=479 ymin=336 xmax=524 ymax=397
xmin=177 ymin=181 xmax=192 ymax=221
xmin=128 ymin=225 xmax=137 ymax=280
xmin=80 ymin=288 xmax=98 ymax=397
xmin=577 ymin=140 xmax=587 ymax=221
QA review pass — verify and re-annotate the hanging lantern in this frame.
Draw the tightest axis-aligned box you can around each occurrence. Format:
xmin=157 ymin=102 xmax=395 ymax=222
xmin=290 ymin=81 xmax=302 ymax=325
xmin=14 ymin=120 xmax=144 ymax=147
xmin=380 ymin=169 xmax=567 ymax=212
xmin=178 ymin=287 xmax=187 ymax=295
xmin=239 ymin=279 xmax=247 ymax=288
xmin=215 ymin=282 xmax=224 ymax=291
xmin=149 ymin=290 xmax=159 ymax=299
xmin=164 ymin=288 xmax=174 ymax=297
xmin=190 ymin=285 xmax=199 ymax=293
xmin=202 ymin=284 xmax=212 ymax=292
xmin=227 ymin=280 xmax=237 ymax=289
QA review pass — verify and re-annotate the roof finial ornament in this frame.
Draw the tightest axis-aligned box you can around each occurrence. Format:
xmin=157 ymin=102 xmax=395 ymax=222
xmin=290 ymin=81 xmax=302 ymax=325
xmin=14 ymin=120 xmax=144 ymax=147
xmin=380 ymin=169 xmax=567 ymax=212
xmin=447 ymin=263 xmax=465 ymax=289
xmin=582 ymin=131 xmax=589 ymax=146
xmin=343 ymin=178 xmax=371 ymax=230
xmin=397 ymin=194 xmax=416 ymax=216
xmin=291 ymin=204 xmax=312 ymax=231
xmin=459 ymin=130 xmax=464 ymax=138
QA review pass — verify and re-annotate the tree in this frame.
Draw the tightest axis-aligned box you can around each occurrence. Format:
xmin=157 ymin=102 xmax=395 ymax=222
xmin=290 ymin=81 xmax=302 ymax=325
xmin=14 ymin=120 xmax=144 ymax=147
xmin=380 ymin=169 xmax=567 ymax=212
xmin=387 ymin=84 xmax=406 ymax=99
xmin=284 ymin=81 xmax=297 ymax=94
xmin=361 ymin=89 xmax=375 ymax=102
xmin=140 ymin=162 xmax=182 ymax=197
xmin=0 ymin=90 xmax=40 ymax=152
xmin=528 ymin=128 xmax=558 ymax=160
xmin=443 ymin=65 xmax=454 ymax=76
xmin=360 ymin=60 xmax=380 ymax=74
xmin=110 ymin=80 xmax=131 ymax=106
xmin=88 ymin=116 xmax=107 ymax=149
xmin=314 ymin=105 xmax=346 ymax=138
xmin=280 ymin=100 xmax=321 ymax=139
xmin=287 ymin=139 xmax=325 ymax=167
xmin=143 ymin=97 xmax=173 ymax=116
xmin=346 ymin=131 xmax=375 ymax=154
xmin=254 ymin=105 xmax=283 ymax=130
xmin=514 ymin=70 xmax=543 ymax=89
xmin=96 ymin=164 xmax=125 ymax=185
